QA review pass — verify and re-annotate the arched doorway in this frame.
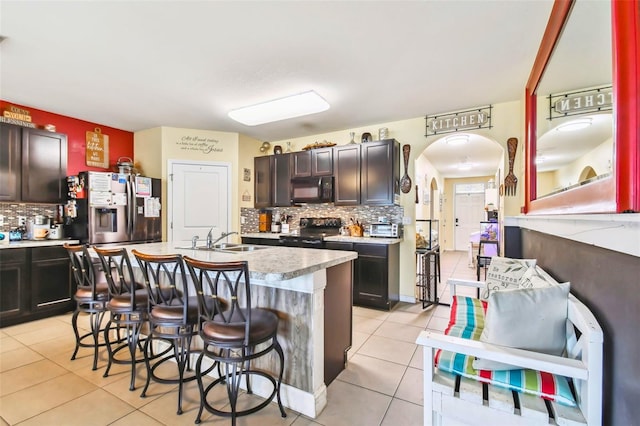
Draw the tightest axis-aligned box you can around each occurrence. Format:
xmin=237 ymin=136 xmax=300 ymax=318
xmin=416 ymin=132 xmax=504 ymax=251
xmin=579 ymin=166 xmax=597 ymax=183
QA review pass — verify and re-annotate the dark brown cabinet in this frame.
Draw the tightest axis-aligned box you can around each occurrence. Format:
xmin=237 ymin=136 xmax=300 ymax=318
xmin=333 ymin=145 xmax=361 ymax=205
xmin=30 ymin=247 xmax=74 ymax=315
xmin=254 ymin=154 xmax=292 ymax=208
xmin=0 ymin=123 xmax=68 ymax=203
xmin=254 ymin=156 xmax=272 ymax=208
xmin=352 ymin=243 xmax=399 ymax=310
xmin=0 ymin=246 xmax=73 ymax=327
xmin=361 ymin=139 xmax=400 ymax=206
xmin=292 ymin=148 xmax=333 ymax=178
xmin=22 ymin=128 xmax=68 ymax=203
xmin=272 ymin=154 xmax=292 ymax=207
xmin=326 ymin=241 xmax=399 ymax=311
xmin=0 ymin=124 xmax=22 ymax=201
xmin=0 ymin=249 xmax=29 ymax=324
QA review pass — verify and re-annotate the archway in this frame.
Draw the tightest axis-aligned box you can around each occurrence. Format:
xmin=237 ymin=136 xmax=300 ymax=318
xmin=416 ymin=132 xmax=504 ymax=251
xmin=579 ymin=166 xmax=597 ymax=183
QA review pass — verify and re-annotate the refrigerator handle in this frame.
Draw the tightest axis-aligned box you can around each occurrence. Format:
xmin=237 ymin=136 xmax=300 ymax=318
xmin=129 ymin=178 xmax=136 ymax=235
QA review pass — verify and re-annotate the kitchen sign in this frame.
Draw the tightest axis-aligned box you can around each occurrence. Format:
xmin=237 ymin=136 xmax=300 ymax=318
xmin=425 ymin=105 xmax=492 ymax=136
xmin=86 ymin=127 xmax=110 ymax=168
xmin=548 ymin=85 xmax=612 ymax=120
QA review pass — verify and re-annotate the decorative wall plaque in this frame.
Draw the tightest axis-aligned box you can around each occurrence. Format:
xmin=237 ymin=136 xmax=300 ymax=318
xmin=425 ymin=105 xmax=492 ymax=136
xmin=86 ymin=127 xmax=110 ymax=168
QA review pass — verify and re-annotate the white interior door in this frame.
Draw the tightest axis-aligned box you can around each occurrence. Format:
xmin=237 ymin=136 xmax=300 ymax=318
xmin=454 ymin=192 xmax=485 ymax=251
xmin=169 ymin=161 xmax=230 ymax=244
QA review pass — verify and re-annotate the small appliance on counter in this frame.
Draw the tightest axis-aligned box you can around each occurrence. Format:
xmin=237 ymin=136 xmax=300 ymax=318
xmin=258 ymin=209 xmax=272 ymax=233
xmin=48 ymin=224 xmax=65 ymax=240
xmin=369 ymin=222 xmax=403 ymax=238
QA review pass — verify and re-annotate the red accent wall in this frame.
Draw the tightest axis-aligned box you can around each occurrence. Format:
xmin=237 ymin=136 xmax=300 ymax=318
xmin=1 ymin=100 xmax=134 ymax=176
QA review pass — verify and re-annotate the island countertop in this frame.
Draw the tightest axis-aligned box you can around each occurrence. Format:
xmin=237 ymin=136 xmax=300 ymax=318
xmin=99 ymin=241 xmax=357 ymax=285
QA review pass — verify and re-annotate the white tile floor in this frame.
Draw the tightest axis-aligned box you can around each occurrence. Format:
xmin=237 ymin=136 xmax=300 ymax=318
xmin=0 ymin=251 xmax=476 ymax=425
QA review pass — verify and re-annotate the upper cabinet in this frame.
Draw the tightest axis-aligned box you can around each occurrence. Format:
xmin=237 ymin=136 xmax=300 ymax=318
xmin=291 ymin=148 xmax=333 ymax=178
xmin=361 ymin=139 xmax=400 ymax=206
xmin=334 ymin=139 xmax=400 ymax=206
xmin=254 ymin=154 xmax=292 ymax=208
xmin=0 ymin=123 xmax=68 ymax=204
xmin=333 ymin=144 xmax=361 ymax=205
xmin=256 ymin=139 xmax=400 ymax=207
xmin=254 ymin=156 xmax=272 ymax=208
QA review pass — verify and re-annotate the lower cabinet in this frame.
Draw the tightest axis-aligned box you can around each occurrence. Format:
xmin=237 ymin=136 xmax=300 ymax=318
xmin=326 ymin=241 xmax=399 ymax=311
xmin=0 ymin=246 xmax=73 ymax=327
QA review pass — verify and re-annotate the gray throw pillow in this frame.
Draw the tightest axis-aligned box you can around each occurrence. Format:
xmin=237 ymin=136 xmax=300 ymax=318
xmin=472 ymin=282 xmax=570 ymax=371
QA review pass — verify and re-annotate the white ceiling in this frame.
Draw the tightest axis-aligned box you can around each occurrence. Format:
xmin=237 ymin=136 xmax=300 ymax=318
xmin=1 ymin=0 xmax=557 ymax=177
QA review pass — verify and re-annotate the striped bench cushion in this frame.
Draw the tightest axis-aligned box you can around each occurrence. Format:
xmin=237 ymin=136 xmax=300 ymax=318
xmin=435 ymin=295 xmax=577 ymax=407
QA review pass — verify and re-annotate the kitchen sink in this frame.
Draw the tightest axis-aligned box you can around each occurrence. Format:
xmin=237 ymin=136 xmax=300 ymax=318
xmin=176 ymin=243 xmax=268 ymax=253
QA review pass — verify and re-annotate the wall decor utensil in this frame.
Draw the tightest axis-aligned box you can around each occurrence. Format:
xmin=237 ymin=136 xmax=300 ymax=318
xmin=504 ymin=137 xmax=518 ymax=196
xmin=400 ymin=144 xmax=412 ymax=194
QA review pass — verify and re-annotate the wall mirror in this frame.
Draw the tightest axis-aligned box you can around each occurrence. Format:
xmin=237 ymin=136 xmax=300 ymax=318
xmin=524 ymin=0 xmax=639 ymax=214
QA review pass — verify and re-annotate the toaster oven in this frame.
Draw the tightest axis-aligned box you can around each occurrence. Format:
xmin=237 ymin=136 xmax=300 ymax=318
xmin=369 ymin=223 xmax=402 ymax=238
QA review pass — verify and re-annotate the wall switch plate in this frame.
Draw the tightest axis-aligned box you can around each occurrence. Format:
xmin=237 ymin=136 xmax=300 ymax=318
xmin=241 ymin=216 xmax=246 ymax=224
xmin=402 ymin=216 xmax=412 ymax=225
xmin=0 ymin=215 xmax=4 ymax=226
xmin=18 ymin=216 xmax=26 ymax=226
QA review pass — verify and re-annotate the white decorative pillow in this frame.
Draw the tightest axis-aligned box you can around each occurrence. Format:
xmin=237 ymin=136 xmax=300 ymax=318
xmin=518 ymin=266 xmax=553 ymax=289
xmin=472 ymin=282 xmax=570 ymax=371
xmin=481 ymin=257 xmax=537 ymax=300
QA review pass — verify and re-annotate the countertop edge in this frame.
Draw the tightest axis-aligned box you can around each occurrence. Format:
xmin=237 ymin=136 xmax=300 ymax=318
xmin=0 ymin=239 xmax=80 ymax=249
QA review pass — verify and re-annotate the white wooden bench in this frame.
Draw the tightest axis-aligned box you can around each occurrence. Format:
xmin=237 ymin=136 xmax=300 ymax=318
xmin=416 ymin=278 xmax=603 ymax=426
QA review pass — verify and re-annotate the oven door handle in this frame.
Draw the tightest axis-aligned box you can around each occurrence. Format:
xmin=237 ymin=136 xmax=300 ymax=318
xmin=301 ymin=239 xmax=323 ymax=245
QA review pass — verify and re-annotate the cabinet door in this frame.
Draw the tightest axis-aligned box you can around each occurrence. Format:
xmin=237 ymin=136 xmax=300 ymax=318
xmin=353 ymin=244 xmax=389 ymax=309
xmin=291 ymin=151 xmax=312 ymax=178
xmin=30 ymin=247 xmax=73 ymax=313
xmin=361 ymin=139 xmax=399 ymax=205
xmin=325 ymin=241 xmax=353 ymax=251
xmin=312 ymin=148 xmax=333 ymax=176
xmin=0 ymin=249 xmax=29 ymax=324
xmin=0 ymin=123 xmax=22 ymax=201
xmin=333 ymin=145 xmax=361 ymax=205
xmin=273 ymin=154 xmax=292 ymax=206
xmin=254 ymin=156 xmax=272 ymax=208
xmin=21 ymin=128 xmax=68 ymax=203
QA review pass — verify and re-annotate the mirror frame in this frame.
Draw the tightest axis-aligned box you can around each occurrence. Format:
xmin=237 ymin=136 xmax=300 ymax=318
xmin=524 ymin=0 xmax=639 ymax=214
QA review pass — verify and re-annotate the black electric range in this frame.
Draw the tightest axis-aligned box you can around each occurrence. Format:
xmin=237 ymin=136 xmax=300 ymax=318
xmin=279 ymin=217 xmax=342 ymax=248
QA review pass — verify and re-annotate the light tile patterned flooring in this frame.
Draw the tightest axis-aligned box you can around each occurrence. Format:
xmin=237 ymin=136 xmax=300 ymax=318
xmin=0 ymin=251 xmax=477 ymax=426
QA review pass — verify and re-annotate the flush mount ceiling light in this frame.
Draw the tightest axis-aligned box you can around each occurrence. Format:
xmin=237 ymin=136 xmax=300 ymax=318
xmin=446 ymin=135 xmax=469 ymax=145
xmin=536 ymin=156 xmax=546 ymax=164
xmin=228 ymin=90 xmax=330 ymax=126
xmin=556 ymin=118 xmax=592 ymax=132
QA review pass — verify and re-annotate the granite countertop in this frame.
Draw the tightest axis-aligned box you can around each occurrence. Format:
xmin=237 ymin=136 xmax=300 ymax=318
xmin=241 ymin=232 xmax=403 ymax=245
xmin=0 ymin=239 xmax=80 ymax=249
xmin=90 ymin=242 xmax=357 ymax=285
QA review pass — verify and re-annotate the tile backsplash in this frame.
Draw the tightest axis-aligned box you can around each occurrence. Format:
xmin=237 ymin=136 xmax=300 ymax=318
xmin=240 ymin=204 xmax=404 ymax=234
xmin=0 ymin=202 xmax=58 ymax=231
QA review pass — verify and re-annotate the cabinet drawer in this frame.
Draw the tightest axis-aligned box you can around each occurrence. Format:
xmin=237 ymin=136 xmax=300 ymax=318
xmin=32 ymin=246 xmax=67 ymax=261
xmin=325 ymin=242 xmax=353 ymax=251
xmin=0 ymin=248 xmax=28 ymax=263
xmin=354 ymin=243 xmax=387 ymax=258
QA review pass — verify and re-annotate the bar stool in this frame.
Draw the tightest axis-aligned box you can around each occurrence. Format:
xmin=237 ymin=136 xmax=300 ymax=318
xmin=64 ymin=243 xmax=110 ymax=371
xmin=131 ymin=250 xmax=210 ymax=415
xmin=183 ymin=256 xmax=286 ymax=425
xmin=93 ymin=246 xmax=155 ymax=391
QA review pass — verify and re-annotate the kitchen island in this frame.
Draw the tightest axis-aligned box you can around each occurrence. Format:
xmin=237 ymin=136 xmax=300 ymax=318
xmin=101 ymin=241 xmax=357 ymax=418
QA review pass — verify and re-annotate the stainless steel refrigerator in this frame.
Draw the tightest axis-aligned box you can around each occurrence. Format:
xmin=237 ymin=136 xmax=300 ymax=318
xmin=67 ymin=171 xmax=162 ymax=245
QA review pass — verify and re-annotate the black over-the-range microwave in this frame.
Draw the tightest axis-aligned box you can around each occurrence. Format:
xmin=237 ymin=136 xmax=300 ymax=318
xmin=290 ymin=176 xmax=334 ymax=204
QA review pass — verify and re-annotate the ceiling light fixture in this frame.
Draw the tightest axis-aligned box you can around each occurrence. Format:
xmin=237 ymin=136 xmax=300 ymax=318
xmin=446 ymin=135 xmax=469 ymax=145
xmin=228 ymin=90 xmax=330 ymax=126
xmin=536 ymin=156 xmax=546 ymax=164
xmin=556 ymin=118 xmax=592 ymax=132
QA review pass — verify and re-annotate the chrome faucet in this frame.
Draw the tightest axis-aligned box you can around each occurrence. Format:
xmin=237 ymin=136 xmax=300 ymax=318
xmin=207 ymin=230 xmax=238 ymax=248
xmin=191 ymin=235 xmax=199 ymax=249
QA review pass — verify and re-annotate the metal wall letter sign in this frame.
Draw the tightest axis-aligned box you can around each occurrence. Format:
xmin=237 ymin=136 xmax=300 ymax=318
xmin=548 ymin=85 xmax=612 ymax=120
xmin=425 ymin=105 xmax=492 ymax=136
